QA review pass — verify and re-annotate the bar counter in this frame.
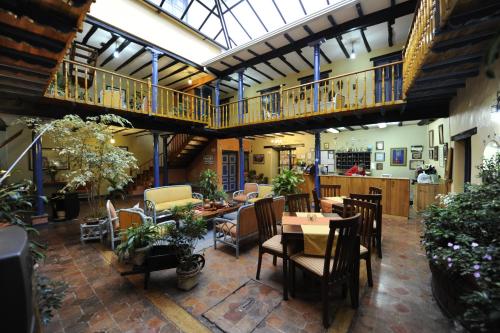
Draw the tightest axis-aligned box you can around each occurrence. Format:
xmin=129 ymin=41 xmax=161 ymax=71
xmin=301 ymin=174 xmax=410 ymax=218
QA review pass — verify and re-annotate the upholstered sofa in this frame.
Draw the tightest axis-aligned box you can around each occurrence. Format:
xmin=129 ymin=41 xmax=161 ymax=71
xmin=144 ymin=185 xmax=203 ymax=222
xmin=213 ymin=196 xmax=285 ymax=257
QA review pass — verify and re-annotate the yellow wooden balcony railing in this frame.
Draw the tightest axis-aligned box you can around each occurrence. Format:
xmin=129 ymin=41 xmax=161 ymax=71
xmin=403 ymin=0 xmax=458 ymax=95
xmin=45 ymin=59 xmax=210 ymax=124
xmin=211 ymin=61 xmax=404 ymax=129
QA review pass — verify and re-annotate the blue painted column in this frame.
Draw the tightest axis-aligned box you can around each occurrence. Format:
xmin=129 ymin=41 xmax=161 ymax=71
xmin=153 ymin=133 xmax=160 ymax=187
xmin=313 ymin=42 xmax=321 ymax=113
xmin=215 ymin=79 xmax=221 ymax=126
xmin=238 ymin=137 xmax=244 ymax=190
xmin=314 ymin=132 xmax=321 ymax=198
xmin=32 ymin=132 xmax=45 ymax=216
xmin=163 ymin=135 xmax=168 ymax=186
xmin=149 ymin=48 xmax=161 ymax=188
xmin=237 ymin=71 xmax=244 ymax=124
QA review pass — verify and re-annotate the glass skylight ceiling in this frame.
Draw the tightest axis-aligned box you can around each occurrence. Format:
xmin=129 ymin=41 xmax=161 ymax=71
xmin=147 ymin=0 xmax=340 ymax=49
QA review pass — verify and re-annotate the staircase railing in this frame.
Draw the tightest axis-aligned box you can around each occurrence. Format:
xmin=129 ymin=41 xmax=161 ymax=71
xmin=403 ymin=0 xmax=458 ymax=95
xmin=212 ymin=61 xmax=404 ymax=129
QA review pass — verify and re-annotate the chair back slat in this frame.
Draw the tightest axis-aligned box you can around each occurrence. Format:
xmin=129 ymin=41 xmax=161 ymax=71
xmin=320 ymin=184 xmax=341 ymax=197
xmin=324 ymin=214 xmax=360 ymax=280
xmin=342 ymin=198 xmax=376 ymax=248
xmin=286 ymin=193 xmax=311 ymax=213
xmin=254 ymin=197 xmax=278 ymax=244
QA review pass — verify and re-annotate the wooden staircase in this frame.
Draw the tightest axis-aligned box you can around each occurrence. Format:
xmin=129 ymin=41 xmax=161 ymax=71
xmin=127 ymin=134 xmax=210 ymax=195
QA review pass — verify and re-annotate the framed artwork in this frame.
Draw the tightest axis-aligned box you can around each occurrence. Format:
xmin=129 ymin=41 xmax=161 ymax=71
xmin=374 ymin=152 xmax=385 ymax=162
xmin=429 ymin=149 xmax=434 ymax=160
xmin=390 ymin=148 xmax=407 ymax=166
xmin=429 ymin=130 xmax=434 ymax=147
xmin=28 ymin=147 xmax=69 ymax=171
xmin=412 ymin=151 xmax=422 ymax=159
xmin=411 ymin=145 xmax=423 ymax=152
xmin=443 ymin=143 xmax=448 ymax=159
xmin=434 ymin=146 xmax=439 ymax=161
xmin=409 ymin=159 xmax=424 ymax=170
xmin=323 ymin=143 xmax=329 ymax=149
xmin=438 ymin=124 xmax=444 ymax=144
xmin=376 ymin=141 xmax=384 ymax=150
xmin=439 ymin=146 xmax=445 ymax=167
xmin=376 ymin=163 xmax=383 ymax=170
xmin=253 ymin=154 xmax=265 ymax=164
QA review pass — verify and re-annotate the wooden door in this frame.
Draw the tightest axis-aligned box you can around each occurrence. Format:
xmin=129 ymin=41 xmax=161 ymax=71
xmin=222 ymin=151 xmax=237 ymax=192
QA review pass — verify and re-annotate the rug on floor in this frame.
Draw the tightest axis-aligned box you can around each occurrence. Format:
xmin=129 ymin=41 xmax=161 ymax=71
xmin=203 ymin=279 xmax=281 ymax=333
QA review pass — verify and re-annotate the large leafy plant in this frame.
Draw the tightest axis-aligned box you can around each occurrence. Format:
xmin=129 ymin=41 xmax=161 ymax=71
xmin=27 ymin=114 xmax=138 ymax=218
xmin=199 ymin=169 xmax=226 ymax=201
xmin=422 ymin=153 xmax=500 ymax=331
xmin=115 ymin=220 xmax=162 ymax=259
xmin=272 ymin=169 xmax=304 ymax=196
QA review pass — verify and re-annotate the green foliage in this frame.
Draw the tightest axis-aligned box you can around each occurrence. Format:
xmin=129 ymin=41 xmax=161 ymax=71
xmin=165 ymin=204 xmax=206 ymax=271
xmin=115 ymin=220 xmax=162 ymax=259
xmin=199 ymin=169 xmax=226 ymax=201
xmin=272 ymin=169 xmax=304 ymax=196
xmin=245 ymin=170 xmax=268 ymax=184
xmin=422 ymin=153 xmax=500 ymax=331
xmin=24 ymin=114 xmax=138 ymax=218
xmin=36 ymin=275 xmax=67 ymax=325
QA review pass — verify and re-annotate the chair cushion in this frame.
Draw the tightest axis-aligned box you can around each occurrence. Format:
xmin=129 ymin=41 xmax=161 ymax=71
xmin=247 ymin=197 xmax=260 ymax=203
xmin=258 ymin=184 xmax=273 ymax=198
xmin=262 ymin=235 xmax=283 ymax=253
xmin=216 ymin=222 xmax=237 ymax=239
xmin=360 ymin=245 xmax=368 ymax=255
xmin=244 ymin=183 xmax=258 ymax=194
xmin=291 ymin=252 xmax=332 ymax=277
xmin=155 ymin=198 xmax=202 ymax=212
xmin=233 ymin=194 xmax=248 ymax=203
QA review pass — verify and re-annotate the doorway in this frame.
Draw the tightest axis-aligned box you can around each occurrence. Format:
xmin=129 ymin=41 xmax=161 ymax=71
xmin=221 ymin=151 xmax=237 ymax=192
xmin=451 ymin=127 xmax=477 ymax=191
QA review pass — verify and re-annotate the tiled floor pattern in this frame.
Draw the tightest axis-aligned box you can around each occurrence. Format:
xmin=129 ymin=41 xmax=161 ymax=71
xmin=37 ymin=200 xmax=456 ymax=333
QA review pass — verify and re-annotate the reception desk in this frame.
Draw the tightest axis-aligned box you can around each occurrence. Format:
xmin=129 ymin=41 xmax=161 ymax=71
xmin=414 ymin=182 xmax=450 ymax=212
xmin=302 ymin=175 xmax=410 ymax=218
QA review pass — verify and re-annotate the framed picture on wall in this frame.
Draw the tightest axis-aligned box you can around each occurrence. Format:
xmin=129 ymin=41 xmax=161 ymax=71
xmin=390 ymin=148 xmax=407 ymax=166
xmin=443 ymin=143 xmax=448 ymax=159
xmin=412 ymin=151 xmax=422 ymax=159
xmin=376 ymin=141 xmax=384 ymax=150
xmin=409 ymin=159 xmax=424 ymax=170
xmin=429 ymin=149 xmax=434 ymax=159
xmin=376 ymin=163 xmax=383 ymax=170
xmin=323 ymin=143 xmax=329 ymax=149
xmin=434 ymin=146 xmax=439 ymax=161
xmin=374 ymin=152 xmax=385 ymax=162
xmin=411 ymin=145 xmax=423 ymax=152
xmin=429 ymin=130 xmax=434 ymax=147
xmin=439 ymin=124 xmax=444 ymax=144
xmin=439 ymin=146 xmax=445 ymax=167
xmin=253 ymin=154 xmax=265 ymax=164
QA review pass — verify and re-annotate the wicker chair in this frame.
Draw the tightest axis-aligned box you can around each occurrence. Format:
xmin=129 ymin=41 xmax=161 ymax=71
xmin=285 ymin=193 xmax=311 ymax=213
xmin=343 ymin=198 xmax=376 ymax=287
xmin=290 ymin=214 xmax=361 ymax=328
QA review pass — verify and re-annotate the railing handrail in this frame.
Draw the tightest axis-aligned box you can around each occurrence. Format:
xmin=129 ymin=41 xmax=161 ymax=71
xmin=0 ymin=126 xmax=50 ymax=185
xmin=153 ymin=83 xmax=211 ymax=102
xmin=62 ymin=59 xmax=148 ymax=84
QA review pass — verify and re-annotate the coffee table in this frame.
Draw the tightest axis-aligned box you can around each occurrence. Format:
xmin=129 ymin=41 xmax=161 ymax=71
xmin=194 ymin=204 xmax=241 ymax=221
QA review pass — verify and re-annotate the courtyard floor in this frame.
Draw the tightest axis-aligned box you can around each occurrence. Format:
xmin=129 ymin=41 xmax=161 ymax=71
xmin=37 ymin=198 xmax=457 ymax=333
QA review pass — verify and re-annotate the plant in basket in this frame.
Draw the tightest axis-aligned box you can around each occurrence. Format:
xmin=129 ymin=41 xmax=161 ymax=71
xmin=115 ymin=220 xmax=163 ymax=266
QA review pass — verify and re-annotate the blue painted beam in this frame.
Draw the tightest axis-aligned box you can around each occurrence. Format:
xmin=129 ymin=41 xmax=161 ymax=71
xmin=239 ymin=137 xmax=244 ymax=190
xmin=237 ymin=71 xmax=244 ymax=124
xmin=215 ymin=79 xmax=221 ymax=126
xmin=314 ymin=132 xmax=321 ymax=198
xmin=153 ymin=133 xmax=160 ymax=188
xmin=163 ymin=135 xmax=168 ymax=186
xmin=313 ymin=43 xmax=321 ymax=113
xmin=32 ymin=133 xmax=45 ymax=216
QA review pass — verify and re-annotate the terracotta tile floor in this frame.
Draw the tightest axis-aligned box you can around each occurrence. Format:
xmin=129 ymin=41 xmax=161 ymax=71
xmin=37 ymin=200 xmax=456 ymax=333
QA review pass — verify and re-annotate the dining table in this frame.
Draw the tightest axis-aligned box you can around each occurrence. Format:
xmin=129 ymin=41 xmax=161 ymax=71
xmin=320 ymin=196 xmax=345 ymax=214
xmin=280 ymin=212 xmax=342 ymax=300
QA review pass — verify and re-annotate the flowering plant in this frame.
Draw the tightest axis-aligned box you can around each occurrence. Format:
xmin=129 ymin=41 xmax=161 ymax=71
xmin=422 ymin=154 xmax=500 ymax=331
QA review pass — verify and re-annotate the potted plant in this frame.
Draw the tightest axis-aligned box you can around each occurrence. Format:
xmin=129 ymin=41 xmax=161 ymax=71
xmin=115 ymin=220 xmax=161 ymax=266
xmin=199 ymin=169 xmax=227 ymax=206
xmin=24 ymin=115 xmax=138 ymax=221
xmin=272 ymin=168 xmax=304 ymax=196
xmin=422 ymin=153 xmax=500 ymax=332
xmin=165 ymin=204 xmax=206 ymax=290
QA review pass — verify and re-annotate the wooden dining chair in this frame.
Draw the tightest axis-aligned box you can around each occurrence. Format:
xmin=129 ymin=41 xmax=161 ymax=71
xmin=312 ymin=190 xmax=321 ymax=212
xmin=320 ymin=184 xmax=341 ymax=197
xmin=342 ymin=198 xmax=376 ymax=287
xmin=254 ymin=197 xmax=285 ymax=280
xmin=286 ymin=193 xmax=311 ymax=213
xmin=290 ymin=214 xmax=361 ymax=328
xmin=350 ymin=193 xmax=383 ymax=258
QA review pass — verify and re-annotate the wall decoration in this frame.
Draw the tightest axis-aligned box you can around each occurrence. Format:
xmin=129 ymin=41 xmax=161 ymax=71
xmin=253 ymin=154 xmax=265 ymax=164
xmin=433 ymin=146 xmax=439 ymax=161
xmin=409 ymin=159 xmax=424 ymax=170
xmin=376 ymin=163 xmax=383 ymax=170
xmin=429 ymin=130 xmax=434 ymax=147
xmin=390 ymin=148 xmax=407 ymax=166
xmin=203 ymin=154 xmax=215 ymax=165
xmin=376 ymin=141 xmax=384 ymax=150
xmin=323 ymin=143 xmax=329 ymax=149
xmin=374 ymin=152 xmax=385 ymax=162
xmin=412 ymin=151 xmax=422 ymax=159
xmin=429 ymin=149 xmax=434 ymax=160
xmin=443 ymin=143 xmax=448 ymax=159
xmin=439 ymin=146 xmax=445 ymax=167
xmin=438 ymin=124 xmax=444 ymax=144
xmin=411 ymin=145 xmax=423 ymax=152
xmin=28 ymin=147 xmax=69 ymax=171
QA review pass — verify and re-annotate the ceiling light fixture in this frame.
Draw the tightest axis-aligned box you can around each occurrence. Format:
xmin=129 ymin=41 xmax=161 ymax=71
xmin=350 ymin=42 xmax=356 ymax=60
xmin=110 ymin=137 xmax=116 ymax=144
xmin=188 ymin=78 xmax=193 ymax=85
xmin=326 ymin=128 xmax=339 ymax=133
xmin=377 ymin=123 xmax=387 ymax=129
